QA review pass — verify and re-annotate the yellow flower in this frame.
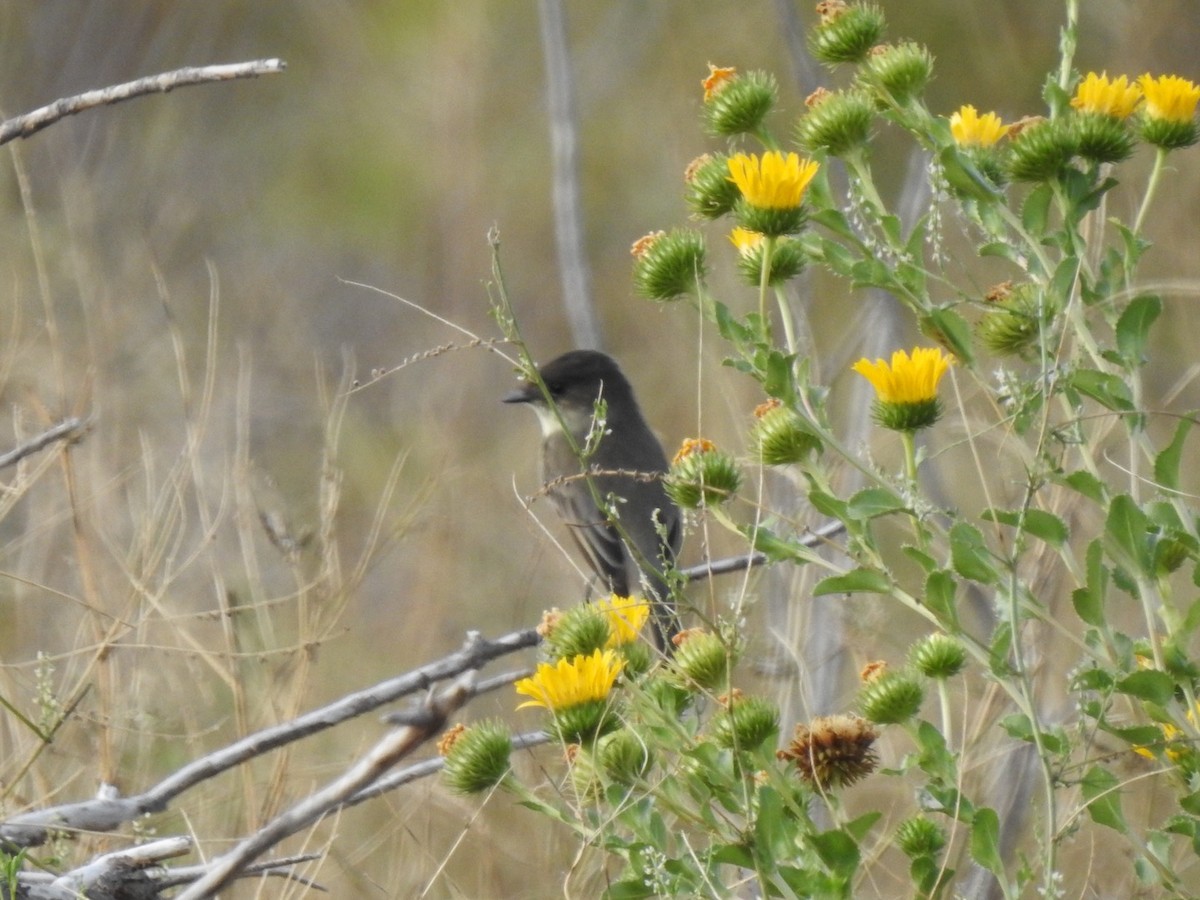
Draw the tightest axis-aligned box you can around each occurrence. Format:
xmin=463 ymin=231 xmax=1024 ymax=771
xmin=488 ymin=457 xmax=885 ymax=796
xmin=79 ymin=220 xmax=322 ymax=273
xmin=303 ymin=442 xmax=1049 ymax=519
xmin=515 ymin=649 xmax=623 ymax=712
xmin=852 ymin=347 xmax=952 ymax=405
xmin=727 ymin=151 xmax=820 ymax=210
xmin=1138 ymin=73 xmax=1200 ymax=124
xmin=1071 ymin=72 xmax=1141 ymax=119
xmin=949 ymin=105 xmax=1009 ymax=147
xmin=729 ymin=227 xmax=765 ymax=257
xmin=595 ymin=595 xmax=650 ymax=648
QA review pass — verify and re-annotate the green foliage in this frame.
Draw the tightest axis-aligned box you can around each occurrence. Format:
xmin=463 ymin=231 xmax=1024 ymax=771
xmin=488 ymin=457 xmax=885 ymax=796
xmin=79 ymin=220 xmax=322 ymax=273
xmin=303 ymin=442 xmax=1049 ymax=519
xmin=491 ymin=1 xmax=1200 ymax=895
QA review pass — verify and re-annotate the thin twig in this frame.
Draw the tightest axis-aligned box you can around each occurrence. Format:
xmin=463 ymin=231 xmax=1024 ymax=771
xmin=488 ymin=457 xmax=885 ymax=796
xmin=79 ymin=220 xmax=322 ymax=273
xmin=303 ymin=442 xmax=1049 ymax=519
xmin=0 ymin=416 xmax=91 ymax=469
xmin=0 ymin=59 xmax=286 ymax=146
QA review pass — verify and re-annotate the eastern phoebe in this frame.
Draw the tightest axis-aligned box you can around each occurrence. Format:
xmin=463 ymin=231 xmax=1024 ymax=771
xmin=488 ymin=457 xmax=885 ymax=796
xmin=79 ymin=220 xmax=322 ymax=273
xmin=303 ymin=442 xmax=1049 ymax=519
xmin=504 ymin=350 xmax=683 ymax=651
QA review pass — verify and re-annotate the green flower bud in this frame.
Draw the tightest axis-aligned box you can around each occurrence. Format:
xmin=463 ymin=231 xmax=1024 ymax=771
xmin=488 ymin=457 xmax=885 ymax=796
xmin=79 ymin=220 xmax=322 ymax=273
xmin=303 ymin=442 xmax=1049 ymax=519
xmin=959 ymin=146 xmax=1009 ymax=189
xmin=440 ymin=720 xmax=512 ymax=794
xmin=619 ymin=639 xmax=654 ymax=679
xmin=665 ymin=438 xmax=741 ymax=509
xmin=796 ymin=88 xmax=874 ymax=156
xmin=1073 ymin=112 xmax=1135 ymax=163
xmin=685 ymin=153 xmax=741 ymax=220
xmin=639 ymin=673 xmax=693 ymax=718
xmin=808 ymin=1 xmax=886 ymax=66
xmin=857 ymin=670 xmax=925 ymax=724
xmin=632 ymin=228 xmax=707 ymax=302
xmin=859 ymin=42 xmax=933 ymax=104
xmin=597 ymin=728 xmax=654 ymax=783
xmin=729 ymin=229 xmax=807 ymax=286
xmin=895 ymin=815 xmax=947 ymax=859
xmin=909 ymin=633 xmax=967 ymax=679
xmin=712 ymin=694 xmax=780 ymax=750
xmin=565 ymin=744 xmax=603 ymax=801
xmin=1005 ymin=117 xmax=1078 ymax=182
xmin=704 ymin=69 xmax=778 ymax=137
xmin=543 ymin=604 xmax=610 ymax=661
xmin=672 ymin=628 xmax=734 ymax=692
xmin=751 ymin=399 xmax=821 ymax=465
xmin=978 ymin=282 xmax=1056 ymax=357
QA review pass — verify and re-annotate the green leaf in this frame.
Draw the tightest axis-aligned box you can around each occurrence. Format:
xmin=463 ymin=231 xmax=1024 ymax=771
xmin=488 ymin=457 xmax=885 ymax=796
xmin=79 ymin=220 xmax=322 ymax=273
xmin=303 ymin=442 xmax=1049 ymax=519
xmin=847 ymin=487 xmax=906 ymax=521
xmin=1021 ymin=183 xmax=1053 ymax=236
xmin=950 ymin=522 xmax=997 ymax=583
xmin=1115 ymin=670 xmax=1176 ymax=705
xmin=1155 ymin=415 xmax=1194 ymax=492
xmin=924 ymin=569 xmax=959 ymax=626
xmin=844 ymin=811 xmax=882 ymax=842
xmin=969 ymin=807 xmax=1005 ymax=877
xmin=1068 ymin=368 xmax=1134 ymax=412
xmin=1116 ymin=295 xmax=1162 ymax=367
xmin=1059 ymin=469 xmax=1108 ymax=505
xmin=808 ymin=489 xmax=849 ymax=521
xmin=988 ymin=622 xmax=1014 ymax=676
xmin=1106 ymin=494 xmax=1152 ymax=574
xmin=763 ymin=350 xmax=797 ymax=402
xmin=902 ymin=546 xmax=937 ymax=574
xmin=748 ymin=526 xmax=812 ymax=564
xmin=810 ymin=828 xmax=861 ymax=878
xmin=1071 ymin=539 xmax=1108 ymax=627
xmin=814 ymin=568 xmax=892 ymax=596
xmin=981 ymin=507 xmax=1068 ymax=548
xmin=920 ymin=307 xmax=974 ymax=365
xmin=1081 ymin=766 xmax=1127 ymax=833
xmin=938 ymin=145 xmax=1002 ymax=202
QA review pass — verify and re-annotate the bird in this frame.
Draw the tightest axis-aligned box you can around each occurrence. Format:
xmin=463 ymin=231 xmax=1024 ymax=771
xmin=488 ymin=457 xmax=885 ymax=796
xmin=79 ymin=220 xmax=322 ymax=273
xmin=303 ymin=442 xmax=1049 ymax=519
xmin=504 ymin=350 xmax=683 ymax=651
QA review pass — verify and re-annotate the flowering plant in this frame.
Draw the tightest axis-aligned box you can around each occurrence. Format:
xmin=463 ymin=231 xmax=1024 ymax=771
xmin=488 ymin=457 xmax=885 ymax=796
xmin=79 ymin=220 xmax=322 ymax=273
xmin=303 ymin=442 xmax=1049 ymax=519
xmin=479 ymin=1 xmax=1200 ymax=895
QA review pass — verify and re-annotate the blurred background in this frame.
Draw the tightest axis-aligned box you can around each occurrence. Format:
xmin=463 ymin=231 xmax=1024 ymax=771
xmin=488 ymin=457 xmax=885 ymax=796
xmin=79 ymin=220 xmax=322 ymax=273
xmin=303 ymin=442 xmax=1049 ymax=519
xmin=1 ymin=1 xmax=1198 ymax=896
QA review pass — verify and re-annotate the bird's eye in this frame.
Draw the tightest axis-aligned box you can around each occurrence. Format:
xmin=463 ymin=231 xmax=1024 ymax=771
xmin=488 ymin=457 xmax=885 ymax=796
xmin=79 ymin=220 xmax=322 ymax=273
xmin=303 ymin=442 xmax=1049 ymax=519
xmin=546 ymin=381 xmax=563 ymax=396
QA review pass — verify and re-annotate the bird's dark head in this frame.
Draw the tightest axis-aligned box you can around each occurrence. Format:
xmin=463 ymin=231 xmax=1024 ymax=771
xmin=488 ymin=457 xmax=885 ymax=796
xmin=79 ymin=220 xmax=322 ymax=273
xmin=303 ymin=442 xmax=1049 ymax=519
xmin=503 ymin=350 xmax=634 ymax=409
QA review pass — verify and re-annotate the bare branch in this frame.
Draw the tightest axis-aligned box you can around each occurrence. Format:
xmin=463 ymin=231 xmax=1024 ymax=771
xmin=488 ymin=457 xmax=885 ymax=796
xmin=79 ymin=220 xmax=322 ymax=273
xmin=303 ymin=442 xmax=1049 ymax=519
xmin=0 ymin=59 xmax=286 ymax=146
xmin=0 ymin=416 xmax=91 ymax=469
xmin=175 ymin=673 xmax=478 ymax=899
xmin=0 ymin=628 xmax=539 ymax=848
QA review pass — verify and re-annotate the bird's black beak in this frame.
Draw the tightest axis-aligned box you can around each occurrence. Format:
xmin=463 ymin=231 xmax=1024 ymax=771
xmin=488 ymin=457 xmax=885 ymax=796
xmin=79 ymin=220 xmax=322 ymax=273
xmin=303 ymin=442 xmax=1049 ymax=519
xmin=502 ymin=382 xmax=536 ymax=405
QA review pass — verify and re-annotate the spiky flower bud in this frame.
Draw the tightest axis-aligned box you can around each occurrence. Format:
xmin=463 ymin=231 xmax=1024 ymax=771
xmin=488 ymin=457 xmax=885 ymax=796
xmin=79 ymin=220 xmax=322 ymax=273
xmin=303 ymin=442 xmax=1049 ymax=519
xmin=440 ymin=720 xmax=513 ymax=794
xmin=632 ymin=228 xmax=707 ymax=302
xmin=796 ymin=88 xmax=874 ymax=156
xmin=860 ymin=42 xmax=933 ymax=104
xmin=895 ymin=815 xmax=947 ymax=859
xmin=1005 ymin=117 xmax=1078 ymax=182
xmin=703 ymin=69 xmax=779 ymax=138
xmin=909 ymin=633 xmax=967 ymax=679
xmin=1073 ymin=113 xmax=1135 ymax=164
xmin=597 ymin=728 xmax=654 ymax=783
xmin=978 ymin=282 xmax=1056 ymax=357
xmin=665 ymin=438 xmax=741 ymax=509
xmin=543 ymin=604 xmax=610 ymax=661
xmin=565 ymin=743 xmax=603 ymax=801
xmin=777 ymin=714 xmax=879 ymax=788
xmin=712 ymin=694 xmax=781 ymax=750
xmin=685 ymin=153 xmax=741 ymax=219
xmin=751 ymin=398 xmax=821 ymax=465
xmin=808 ymin=1 xmax=886 ymax=66
xmin=857 ymin=670 xmax=925 ymax=724
xmin=729 ymin=229 xmax=807 ymax=286
xmin=671 ymin=628 xmax=734 ymax=692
